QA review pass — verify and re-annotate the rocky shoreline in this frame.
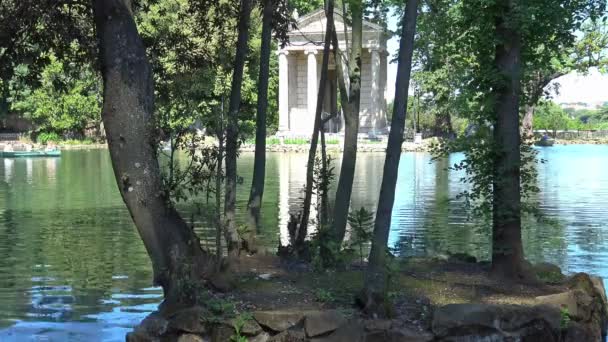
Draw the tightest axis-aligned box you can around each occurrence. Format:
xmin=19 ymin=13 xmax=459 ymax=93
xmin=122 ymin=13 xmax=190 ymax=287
xmin=126 ymin=258 xmax=608 ymax=342
xmin=239 ymin=141 xmax=429 ymax=153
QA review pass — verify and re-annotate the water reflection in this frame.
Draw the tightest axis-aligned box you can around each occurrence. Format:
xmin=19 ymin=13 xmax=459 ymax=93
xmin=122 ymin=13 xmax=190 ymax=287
xmin=0 ymin=146 xmax=607 ymax=340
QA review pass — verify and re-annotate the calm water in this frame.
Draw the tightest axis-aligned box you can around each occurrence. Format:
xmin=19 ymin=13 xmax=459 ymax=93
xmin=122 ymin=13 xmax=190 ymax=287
xmin=1 ymin=145 xmax=608 ymax=341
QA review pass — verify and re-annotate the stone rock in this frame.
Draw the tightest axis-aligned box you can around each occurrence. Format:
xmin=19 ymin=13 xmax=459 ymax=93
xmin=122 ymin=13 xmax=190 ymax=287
xmin=565 ymin=273 xmax=608 ymax=339
xmin=177 ymin=334 xmax=206 ymax=342
xmin=391 ymin=328 xmax=434 ymax=342
xmin=363 ymin=319 xmax=393 ymax=332
xmin=304 ymin=310 xmax=347 ymax=337
xmin=135 ymin=312 xmax=169 ymax=337
xmin=590 ymin=275 xmax=608 ymax=333
xmin=250 ymin=332 xmax=271 ymax=342
xmin=269 ymin=329 xmax=307 ymax=342
xmin=568 ymin=273 xmax=596 ymax=294
xmin=311 ymin=321 xmax=365 ymax=342
xmin=535 ymin=289 xmax=594 ymax=322
xmin=210 ymin=323 xmax=234 ymax=342
xmin=533 ymin=262 xmax=564 ymax=283
xmin=228 ymin=317 xmax=263 ymax=336
xmin=126 ymin=331 xmax=159 ymax=342
xmin=432 ymin=304 xmax=560 ymax=341
xmin=564 ymin=321 xmax=598 ymax=342
xmin=254 ymin=310 xmax=305 ymax=332
xmin=168 ymin=307 xmax=208 ymax=334
xmin=365 ymin=329 xmax=433 ymax=342
xmin=590 ymin=276 xmax=608 ymax=307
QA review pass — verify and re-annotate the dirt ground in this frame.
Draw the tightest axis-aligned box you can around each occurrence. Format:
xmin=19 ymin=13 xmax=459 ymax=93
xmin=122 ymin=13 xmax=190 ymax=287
xmin=214 ymin=253 xmax=568 ymax=331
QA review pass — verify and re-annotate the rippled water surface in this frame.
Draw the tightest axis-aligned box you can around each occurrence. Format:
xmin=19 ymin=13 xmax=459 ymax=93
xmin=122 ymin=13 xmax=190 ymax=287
xmin=1 ymin=145 xmax=607 ymax=341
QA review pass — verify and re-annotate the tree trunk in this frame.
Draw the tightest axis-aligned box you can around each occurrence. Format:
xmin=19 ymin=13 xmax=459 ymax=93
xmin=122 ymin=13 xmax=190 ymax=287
xmin=225 ymin=0 xmax=253 ymax=257
xmin=491 ymin=0 xmax=526 ymax=279
xmin=92 ymin=0 xmax=211 ymax=310
xmin=361 ymin=0 xmax=418 ymax=315
xmin=331 ymin=2 xmax=363 ymax=245
xmin=522 ymin=104 xmax=534 ymax=140
xmin=434 ymin=109 xmax=453 ymax=138
xmin=245 ymin=0 xmax=273 ymax=249
xmin=297 ymin=0 xmax=335 ymax=245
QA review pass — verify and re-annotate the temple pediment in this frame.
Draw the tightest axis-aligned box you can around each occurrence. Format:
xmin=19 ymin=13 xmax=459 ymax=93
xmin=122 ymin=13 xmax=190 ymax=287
xmin=294 ymin=8 xmax=383 ymax=34
xmin=286 ymin=9 xmax=387 ymax=50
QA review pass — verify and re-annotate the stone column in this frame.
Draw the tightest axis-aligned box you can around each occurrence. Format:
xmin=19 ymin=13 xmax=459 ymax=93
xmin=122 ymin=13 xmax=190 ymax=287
xmin=278 ymin=153 xmax=290 ymax=246
xmin=278 ymin=50 xmax=290 ymax=132
xmin=305 ymin=49 xmax=318 ymax=120
xmin=370 ymin=48 xmax=381 ymax=132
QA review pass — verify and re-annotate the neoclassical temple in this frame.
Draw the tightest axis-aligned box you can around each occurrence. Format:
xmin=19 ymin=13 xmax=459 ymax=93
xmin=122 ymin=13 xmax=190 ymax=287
xmin=277 ymin=9 xmax=389 ymax=135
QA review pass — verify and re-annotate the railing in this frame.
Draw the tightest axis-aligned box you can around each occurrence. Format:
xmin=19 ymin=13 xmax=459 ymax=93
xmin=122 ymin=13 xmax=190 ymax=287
xmin=0 ymin=133 xmax=23 ymax=141
xmin=533 ymin=130 xmax=608 ymax=140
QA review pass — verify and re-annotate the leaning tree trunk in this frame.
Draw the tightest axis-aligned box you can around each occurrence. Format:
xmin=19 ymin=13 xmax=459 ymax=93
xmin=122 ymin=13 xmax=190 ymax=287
xmin=521 ymin=104 xmax=534 ymax=140
xmin=331 ymin=2 xmax=363 ymax=245
xmin=361 ymin=0 xmax=418 ymax=316
xmin=297 ymin=0 xmax=335 ymax=245
xmin=92 ymin=0 xmax=211 ymax=309
xmin=225 ymin=0 xmax=253 ymax=257
xmin=491 ymin=0 xmax=526 ymax=279
xmin=246 ymin=0 xmax=273 ymax=248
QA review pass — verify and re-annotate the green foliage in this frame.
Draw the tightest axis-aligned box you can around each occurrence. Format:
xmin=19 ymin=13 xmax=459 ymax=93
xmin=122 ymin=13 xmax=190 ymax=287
xmin=566 ymin=104 xmax=608 ymax=130
xmin=8 ymin=50 xmax=101 ymax=137
xmin=534 ymin=101 xmax=571 ymax=133
xmin=208 ymin=297 xmax=236 ymax=317
xmin=560 ymin=306 xmax=571 ymax=329
xmin=313 ymin=288 xmax=336 ymax=303
xmin=231 ymin=313 xmax=253 ymax=342
xmin=347 ymin=207 xmax=374 ymax=264
xmin=36 ymin=132 xmax=61 ymax=145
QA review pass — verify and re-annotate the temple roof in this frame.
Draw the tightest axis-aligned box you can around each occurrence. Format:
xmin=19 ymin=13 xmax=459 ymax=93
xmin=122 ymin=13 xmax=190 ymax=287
xmin=291 ymin=8 xmax=384 ymax=35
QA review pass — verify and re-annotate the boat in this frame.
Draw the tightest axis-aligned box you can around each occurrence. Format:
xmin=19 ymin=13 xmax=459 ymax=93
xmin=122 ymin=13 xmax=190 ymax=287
xmin=535 ymin=137 xmax=555 ymax=147
xmin=0 ymin=149 xmax=61 ymax=158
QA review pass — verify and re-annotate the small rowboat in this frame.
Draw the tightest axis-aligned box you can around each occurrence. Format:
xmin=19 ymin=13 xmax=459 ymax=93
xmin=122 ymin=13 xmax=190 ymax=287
xmin=535 ymin=138 xmax=555 ymax=147
xmin=0 ymin=149 xmax=61 ymax=158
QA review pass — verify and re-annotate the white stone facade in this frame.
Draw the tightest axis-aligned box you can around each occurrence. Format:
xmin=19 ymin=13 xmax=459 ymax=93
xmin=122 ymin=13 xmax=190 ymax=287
xmin=277 ymin=9 xmax=388 ymax=135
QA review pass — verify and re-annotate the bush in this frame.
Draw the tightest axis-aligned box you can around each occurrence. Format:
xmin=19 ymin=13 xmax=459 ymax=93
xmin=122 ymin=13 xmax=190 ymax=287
xmin=37 ymin=132 xmax=61 ymax=145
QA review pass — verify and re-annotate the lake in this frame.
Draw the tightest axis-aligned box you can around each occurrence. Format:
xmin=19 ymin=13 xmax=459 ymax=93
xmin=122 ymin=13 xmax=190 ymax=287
xmin=1 ymin=145 xmax=608 ymax=341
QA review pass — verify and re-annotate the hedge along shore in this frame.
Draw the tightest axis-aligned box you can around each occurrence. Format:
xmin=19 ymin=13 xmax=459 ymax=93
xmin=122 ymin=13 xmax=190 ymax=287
xmin=52 ymin=141 xmax=432 ymax=153
xmin=54 ymin=138 xmax=608 ymax=152
xmin=240 ymin=140 xmax=430 ymax=153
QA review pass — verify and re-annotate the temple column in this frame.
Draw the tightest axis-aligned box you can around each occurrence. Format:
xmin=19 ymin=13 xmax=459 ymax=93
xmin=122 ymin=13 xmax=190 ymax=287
xmin=370 ymin=48 xmax=382 ymax=132
xmin=305 ymin=49 xmax=318 ymax=121
xmin=278 ymin=50 xmax=290 ymax=132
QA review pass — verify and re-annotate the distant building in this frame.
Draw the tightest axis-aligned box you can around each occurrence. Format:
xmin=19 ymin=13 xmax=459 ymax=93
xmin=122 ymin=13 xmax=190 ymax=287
xmin=277 ymin=9 xmax=388 ymax=135
xmin=558 ymin=101 xmax=606 ymax=111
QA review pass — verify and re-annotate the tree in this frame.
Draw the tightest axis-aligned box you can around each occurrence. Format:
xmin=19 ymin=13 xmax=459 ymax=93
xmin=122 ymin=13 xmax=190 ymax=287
xmin=533 ymin=100 xmax=570 ymax=136
xmin=361 ymin=0 xmax=418 ymax=315
xmin=331 ymin=1 xmax=364 ymax=246
xmin=521 ymin=17 xmax=608 ymax=138
xmin=246 ymin=0 xmax=273 ymax=244
xmin=225 ymin=0 xmax=254 ymax=257
xmin=490 ymin=0 xmax=525 ymax=278
xmin=92 ymin=0 xmax=213 ymax=309
xmin=9 ymin=51 xmax=101 ymax=139
xmin=296 ymin=0 xmax=335 ymax=255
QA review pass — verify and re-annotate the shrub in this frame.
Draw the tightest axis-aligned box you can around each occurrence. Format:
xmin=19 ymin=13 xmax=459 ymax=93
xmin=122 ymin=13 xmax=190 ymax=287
xmin=37 ymin=132 xmax=61 ymax=145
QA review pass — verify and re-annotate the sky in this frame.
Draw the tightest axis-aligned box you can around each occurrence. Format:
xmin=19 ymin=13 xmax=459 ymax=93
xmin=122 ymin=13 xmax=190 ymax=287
xmin=384 ymin=13 xmax=608 ymax=106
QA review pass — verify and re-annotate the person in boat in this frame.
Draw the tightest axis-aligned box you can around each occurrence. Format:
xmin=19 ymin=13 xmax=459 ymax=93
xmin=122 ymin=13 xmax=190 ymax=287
xmin=541 ymin=133 xmax=549 ymax=141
